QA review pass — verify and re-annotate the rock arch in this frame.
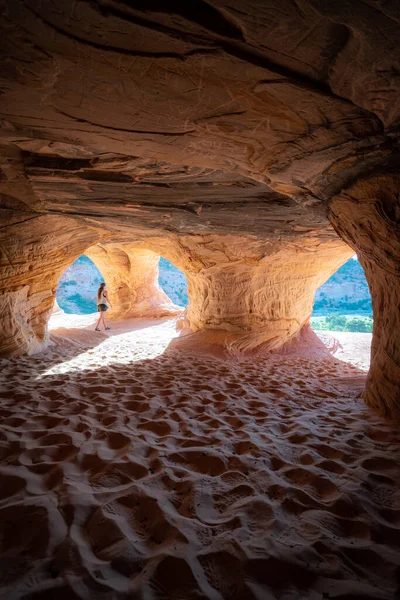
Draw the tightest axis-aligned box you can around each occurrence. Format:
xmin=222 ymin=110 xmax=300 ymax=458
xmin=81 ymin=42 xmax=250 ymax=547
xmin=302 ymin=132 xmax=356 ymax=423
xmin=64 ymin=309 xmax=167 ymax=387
xmin=174 ymin=236 xmax=353 ymax=354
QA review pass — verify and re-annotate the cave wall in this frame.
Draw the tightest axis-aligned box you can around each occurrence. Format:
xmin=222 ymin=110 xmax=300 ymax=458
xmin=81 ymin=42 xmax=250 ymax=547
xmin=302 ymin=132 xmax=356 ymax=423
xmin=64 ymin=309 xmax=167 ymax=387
xmin=0 ymin=215 xmax=100 ymax=357
xmin=330 ymin=175 xmax=400 ymax=421
xmin=0 ymin=145 xmax=102 ymax=356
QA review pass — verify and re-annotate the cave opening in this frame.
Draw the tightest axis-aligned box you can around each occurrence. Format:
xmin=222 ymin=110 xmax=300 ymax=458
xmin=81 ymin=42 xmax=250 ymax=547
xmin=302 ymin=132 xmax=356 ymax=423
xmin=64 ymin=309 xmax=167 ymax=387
xmin=158 ymin=257 xmax=189 ymax=308
xmin=56 ymin=254 xmax=103 ymax=315
xmin=310 ymin=254 xmax=373 ymax=372
xmin=45 ymin=249 xmax=188 ymax=373
xmin=52 ymin=250 xmax=188 ymax=328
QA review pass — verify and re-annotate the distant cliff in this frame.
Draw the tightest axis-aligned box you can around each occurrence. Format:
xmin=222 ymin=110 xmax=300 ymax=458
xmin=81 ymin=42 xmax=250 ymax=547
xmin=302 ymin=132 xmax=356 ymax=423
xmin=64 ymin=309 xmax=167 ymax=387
xmin=313 ymin=258 xmax=372 ymax=316
xmin=158 ymin=257 xmax=188 ymax=307
xmin=57 ymin=256 xmax=102 ymax=314
xmin=57 ymin=255 xmax=371 ymax=316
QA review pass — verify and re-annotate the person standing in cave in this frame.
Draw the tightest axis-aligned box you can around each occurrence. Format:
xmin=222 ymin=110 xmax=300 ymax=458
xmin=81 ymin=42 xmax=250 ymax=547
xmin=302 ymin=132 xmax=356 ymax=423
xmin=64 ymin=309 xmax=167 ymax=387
xmin=95 ymin=282 xmax=112 ymax=331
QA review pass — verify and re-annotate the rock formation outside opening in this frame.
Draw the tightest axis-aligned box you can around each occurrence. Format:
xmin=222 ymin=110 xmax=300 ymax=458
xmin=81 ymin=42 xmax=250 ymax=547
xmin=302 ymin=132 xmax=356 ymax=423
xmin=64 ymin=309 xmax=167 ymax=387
xmin=311 ymin=256 xmax=373 ymax=373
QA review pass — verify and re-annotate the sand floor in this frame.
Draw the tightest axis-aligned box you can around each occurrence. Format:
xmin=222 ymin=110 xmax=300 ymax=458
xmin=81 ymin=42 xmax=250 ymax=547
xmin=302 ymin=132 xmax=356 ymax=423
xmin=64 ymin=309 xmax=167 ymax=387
xmin=1 ymin=317 xmax=400 ymax=600
xmin=315 ymin=331 xmax=372 ymax=373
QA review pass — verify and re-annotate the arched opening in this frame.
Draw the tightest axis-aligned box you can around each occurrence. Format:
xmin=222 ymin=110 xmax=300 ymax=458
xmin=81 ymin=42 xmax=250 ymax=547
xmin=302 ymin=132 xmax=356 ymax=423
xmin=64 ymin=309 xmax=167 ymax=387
xmin=43 ymin=244 xmax=191 ymax=372
xmin=51 ymin=246 xmax=189 ymax=332
xmin=56 ymin=255 xmax=103 ymax=315
xmin=310 ymin=255 xmax=373 ymax=371
xmin=158 ymin=257 xmax=189 ymax=308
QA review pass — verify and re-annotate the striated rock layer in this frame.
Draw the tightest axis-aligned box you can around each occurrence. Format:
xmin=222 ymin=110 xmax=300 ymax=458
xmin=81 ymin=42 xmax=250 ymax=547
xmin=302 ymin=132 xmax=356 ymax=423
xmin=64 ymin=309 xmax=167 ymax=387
xmin=1 ymin=0 xmax=400 ymax=417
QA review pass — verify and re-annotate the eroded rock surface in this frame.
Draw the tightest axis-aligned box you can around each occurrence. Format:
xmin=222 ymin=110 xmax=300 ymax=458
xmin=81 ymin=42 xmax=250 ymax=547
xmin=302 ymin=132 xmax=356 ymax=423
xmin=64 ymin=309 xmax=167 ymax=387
xmin=1 ymin=1 xmax=399 ymax=417
xmin=330 ymin=175 xmax=400 ymax=420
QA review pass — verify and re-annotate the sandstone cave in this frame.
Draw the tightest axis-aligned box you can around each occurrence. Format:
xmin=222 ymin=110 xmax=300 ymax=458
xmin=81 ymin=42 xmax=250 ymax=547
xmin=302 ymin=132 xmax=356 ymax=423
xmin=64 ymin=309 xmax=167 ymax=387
xmin=1 ymin=1 xmax=400 ymax=599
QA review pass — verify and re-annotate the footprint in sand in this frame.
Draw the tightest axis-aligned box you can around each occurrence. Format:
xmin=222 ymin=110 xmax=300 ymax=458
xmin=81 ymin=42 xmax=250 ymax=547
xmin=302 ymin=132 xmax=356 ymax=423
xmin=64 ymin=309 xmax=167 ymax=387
xmin=362 ymin=456 xmax=399 ymax=472
xmin=284 ymin=467 xmax=341 ymax=502
xmin=124 ymin=400 xmax=150 ymax=413
xmin=212 ymin=484 xmax=255 ymax=515
xmin=138 ymin=420 xmax=172 ymax=436
xmin=168 ymin=450 xmax=227 ymax=477
xmin=0 ymin=473 xmax=26 ymax=501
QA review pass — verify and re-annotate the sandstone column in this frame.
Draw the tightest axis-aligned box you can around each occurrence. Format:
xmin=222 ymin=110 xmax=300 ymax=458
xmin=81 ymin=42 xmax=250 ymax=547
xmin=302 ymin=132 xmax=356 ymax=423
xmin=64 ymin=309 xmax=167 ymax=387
xmin=182 ymin=238 xmax=353 ymax=354
xmin=85 ymin=244 xmax=183 ymax=319
xmin=330 ymin=175 xmax=400 ymax=420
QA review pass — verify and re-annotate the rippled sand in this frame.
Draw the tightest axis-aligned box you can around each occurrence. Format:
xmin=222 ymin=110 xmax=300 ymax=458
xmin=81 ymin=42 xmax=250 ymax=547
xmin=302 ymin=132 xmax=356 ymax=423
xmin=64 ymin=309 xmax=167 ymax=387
xmin=0 ymin=317 xmax=399 ymax=599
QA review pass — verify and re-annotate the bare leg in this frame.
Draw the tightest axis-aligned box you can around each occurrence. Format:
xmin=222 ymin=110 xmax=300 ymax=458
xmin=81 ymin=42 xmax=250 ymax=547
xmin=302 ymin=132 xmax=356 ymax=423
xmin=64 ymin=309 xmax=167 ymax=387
xmin=95 ymin=312 xmax=102 ymax=330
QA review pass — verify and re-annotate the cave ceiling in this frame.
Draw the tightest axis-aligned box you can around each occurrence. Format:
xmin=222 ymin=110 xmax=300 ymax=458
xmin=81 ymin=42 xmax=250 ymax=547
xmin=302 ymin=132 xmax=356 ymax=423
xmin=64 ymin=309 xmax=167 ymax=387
xmin=1 ymin=0 xmax=400 ymax=241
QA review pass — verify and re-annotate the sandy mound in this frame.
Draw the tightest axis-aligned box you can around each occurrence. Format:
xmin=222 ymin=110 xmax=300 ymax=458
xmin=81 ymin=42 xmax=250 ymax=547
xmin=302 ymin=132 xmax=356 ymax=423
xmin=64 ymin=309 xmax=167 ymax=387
xmin=0 ymin=318 xmax=399 ymax=599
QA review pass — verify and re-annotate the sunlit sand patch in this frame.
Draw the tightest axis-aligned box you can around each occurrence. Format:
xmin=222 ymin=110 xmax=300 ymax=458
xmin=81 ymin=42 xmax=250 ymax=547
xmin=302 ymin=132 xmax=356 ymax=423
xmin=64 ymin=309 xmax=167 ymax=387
xmin=315 ymin=331 xmax=372 ymax=372
xmin=41 ymin=316 xmax=181 ymax=377
xmin=48 ymin=311 xmax=99 ymax=331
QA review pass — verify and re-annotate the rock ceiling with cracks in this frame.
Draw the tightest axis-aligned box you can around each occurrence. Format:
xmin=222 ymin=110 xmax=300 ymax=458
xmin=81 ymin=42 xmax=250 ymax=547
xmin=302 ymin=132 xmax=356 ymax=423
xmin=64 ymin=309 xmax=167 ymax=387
xmin=0 ymin=0 xmax=399 ymax=419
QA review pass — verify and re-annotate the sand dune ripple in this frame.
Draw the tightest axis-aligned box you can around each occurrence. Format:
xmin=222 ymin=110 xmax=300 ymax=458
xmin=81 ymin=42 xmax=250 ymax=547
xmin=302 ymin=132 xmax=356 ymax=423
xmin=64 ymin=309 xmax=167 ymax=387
xmin=0 ymin=319 xmax=400 ymax=599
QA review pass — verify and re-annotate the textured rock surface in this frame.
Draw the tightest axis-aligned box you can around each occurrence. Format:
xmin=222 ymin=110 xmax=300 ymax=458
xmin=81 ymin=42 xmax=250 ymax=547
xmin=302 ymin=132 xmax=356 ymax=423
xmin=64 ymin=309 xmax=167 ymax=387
xmin=182 ymin=237 xmax=352 ymax=353
xmin=1 ymin=1 xmax=400 ymax=416
xmin=330 ymin=175 xmax=400 ymax=420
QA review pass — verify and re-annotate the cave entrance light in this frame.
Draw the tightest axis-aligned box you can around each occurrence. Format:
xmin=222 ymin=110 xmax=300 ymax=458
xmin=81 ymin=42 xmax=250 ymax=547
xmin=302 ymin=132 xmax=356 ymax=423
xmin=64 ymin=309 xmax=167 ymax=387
xmin=310 ymin=255 xmax=373 ymax=372
xmin=44 ymin=249 xmax=189 ymax=376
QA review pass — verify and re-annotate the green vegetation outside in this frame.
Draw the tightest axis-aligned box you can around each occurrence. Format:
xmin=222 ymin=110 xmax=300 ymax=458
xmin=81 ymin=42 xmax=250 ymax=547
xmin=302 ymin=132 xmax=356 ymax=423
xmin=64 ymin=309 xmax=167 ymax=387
xmin=311 ymin=314 xmax=373 ymax=333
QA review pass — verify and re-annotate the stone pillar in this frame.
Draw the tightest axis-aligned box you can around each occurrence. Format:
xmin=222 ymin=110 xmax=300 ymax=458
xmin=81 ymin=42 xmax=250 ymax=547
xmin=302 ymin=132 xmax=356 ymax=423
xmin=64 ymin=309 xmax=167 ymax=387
xmin=330 ymin=175 xmax=400 ymax=420
xmin=85 ymin=244 xmax=183 ymax=319
xmin=183 ymin=239 xmax=353 ymax=354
